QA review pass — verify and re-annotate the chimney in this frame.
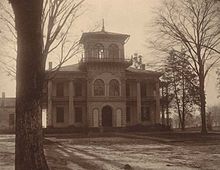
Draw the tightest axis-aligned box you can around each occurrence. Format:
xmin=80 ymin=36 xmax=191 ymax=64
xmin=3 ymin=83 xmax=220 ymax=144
xmin=49 ymin=62 xmax=52 ymax=70
xmin=141 ymin=64 xmax=145 ymax=70
xmin=134 ymin=53 xmax=138 ymax=58
xmin=1 ymin=92 xmax=5 ymax=107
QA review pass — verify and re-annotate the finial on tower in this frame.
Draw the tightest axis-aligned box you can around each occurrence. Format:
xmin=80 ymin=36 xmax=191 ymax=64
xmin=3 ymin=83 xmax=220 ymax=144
xmin=101 ymin=18 xmax=105 ymax=31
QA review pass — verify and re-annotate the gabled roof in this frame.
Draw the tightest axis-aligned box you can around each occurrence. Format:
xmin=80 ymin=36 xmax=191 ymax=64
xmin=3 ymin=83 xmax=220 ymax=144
xmin=126 ymin=67 xmax=162 ymax=76
xmin=80 ymin=30 xmax=130 ymax=43
xmin=57 ymin=63 xmax=161 ymax=76
xmin=58 ymin=63 xmax=82 ymax=72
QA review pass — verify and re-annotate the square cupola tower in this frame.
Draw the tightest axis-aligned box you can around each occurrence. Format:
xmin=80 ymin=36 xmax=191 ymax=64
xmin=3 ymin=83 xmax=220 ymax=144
xmin=79 ymin=26 xmax=131 ymax=66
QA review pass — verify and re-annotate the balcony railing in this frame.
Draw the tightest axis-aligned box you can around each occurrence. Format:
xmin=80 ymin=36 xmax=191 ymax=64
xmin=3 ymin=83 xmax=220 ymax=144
xmin=80 ymin=57 xmax=132 ymax=64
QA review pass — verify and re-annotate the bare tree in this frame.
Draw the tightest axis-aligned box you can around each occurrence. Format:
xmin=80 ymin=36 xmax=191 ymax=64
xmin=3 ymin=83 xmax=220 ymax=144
xmin=41 ymin=0 xmax=85 ymax=71
xmin=4 ymin=0 xmax=85 ymax=169
xmin=1 ymin=0 xmax=85 ymax=77
xmin=152 ymin=0 xmax=220 ymax=134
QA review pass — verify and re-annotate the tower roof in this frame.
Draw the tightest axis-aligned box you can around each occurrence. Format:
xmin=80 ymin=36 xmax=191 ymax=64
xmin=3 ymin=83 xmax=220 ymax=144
xmin=79 ymin=30 xmax=130 ymax=43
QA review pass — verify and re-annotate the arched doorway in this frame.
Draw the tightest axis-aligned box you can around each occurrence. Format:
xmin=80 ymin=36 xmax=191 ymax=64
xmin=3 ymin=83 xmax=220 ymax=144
xmin=102 ymin=106 xmax=112 ymax=127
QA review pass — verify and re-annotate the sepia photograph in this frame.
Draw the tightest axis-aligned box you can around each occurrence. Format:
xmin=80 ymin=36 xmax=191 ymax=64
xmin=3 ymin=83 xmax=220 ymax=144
xmin=0 ymin=0 xmax=220 ymax=169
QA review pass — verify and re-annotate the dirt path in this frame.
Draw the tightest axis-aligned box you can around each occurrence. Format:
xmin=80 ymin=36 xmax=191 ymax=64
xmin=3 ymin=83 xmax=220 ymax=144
xmin=44 ymin=136 xmax=220 ymax=170
xmin=0 ymin=134 xmax=220 ymax=170
xmin=0 ymin=135 xmax=15 ymax=170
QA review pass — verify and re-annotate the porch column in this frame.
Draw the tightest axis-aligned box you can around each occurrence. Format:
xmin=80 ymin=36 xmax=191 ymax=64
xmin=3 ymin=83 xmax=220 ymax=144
xmin=106 ymin=83 xmax=109 ymax=96
xmin=121 ymin=78 xmax=126 ymax=127
xmin=69 ymin=80 xmax=75 ymax=125
xmin=104 ymin=45 xmax=108 ymax=58
xmin=47 ymin=80 xmax=53 ymax=127
xmin=155 ymin=80 xmax=160 ymax=124
xmin=136 ymin=80 xmax=141 ymax=123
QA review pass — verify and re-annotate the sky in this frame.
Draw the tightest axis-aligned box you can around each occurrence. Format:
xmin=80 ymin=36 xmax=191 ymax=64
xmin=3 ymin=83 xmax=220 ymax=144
xmin=0 ymin=0 xmax=219 ymax=106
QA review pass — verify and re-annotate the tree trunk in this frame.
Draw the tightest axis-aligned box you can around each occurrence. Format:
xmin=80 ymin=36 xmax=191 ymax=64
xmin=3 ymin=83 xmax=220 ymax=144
xmin=166 ymin=84 xmax=169 ymax=127
xmin=200 ymin=75 xmax=207 ymax=134
xmin=161 ymin=86 xmax=165 ymax=125
xmin=181 ymin=76 xmax=185 ymax=131
xmin=172 ymin=79 xmax=182 ymax=129
xmin=181 ymin=119 xmax=185 ymax=131
xmin=10 ymin=0 xmax=49 ymax=169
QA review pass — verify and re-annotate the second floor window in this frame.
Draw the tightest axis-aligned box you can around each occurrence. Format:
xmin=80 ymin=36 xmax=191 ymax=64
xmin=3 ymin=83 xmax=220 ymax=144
xmin=109 ymin=79 xmax=120 ymax=96
xmin=75 ymin=82 xmax=82 ymax=97
xmin=94 ymin=79 xmax=105 ymax=96
xmin=141 ymin=83 xmax=154 ymax=97
xmin=56 ymin=82 xmax=64 ymax=97
xmin=141 ymin=83 xmax=147 ymax=97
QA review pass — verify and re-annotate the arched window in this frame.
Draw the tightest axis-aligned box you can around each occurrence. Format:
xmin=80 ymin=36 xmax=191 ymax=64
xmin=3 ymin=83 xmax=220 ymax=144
xmin=94 ymin=43 xmax=104 ymax=59
xmin=94 ymin=79 xmax=105 ymax=96
xmin=109 ymin=79 xmax=120 ymax=96
xmin=109 ymin=44 xmax=119 ymax=59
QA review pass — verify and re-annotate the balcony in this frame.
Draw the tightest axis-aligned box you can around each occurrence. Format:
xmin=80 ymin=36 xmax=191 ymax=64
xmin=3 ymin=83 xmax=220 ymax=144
xmin=79 ymin=57 xmax=132 ymax=68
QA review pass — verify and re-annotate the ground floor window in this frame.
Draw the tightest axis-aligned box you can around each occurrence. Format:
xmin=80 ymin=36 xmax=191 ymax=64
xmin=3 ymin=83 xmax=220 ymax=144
xmin=141 ymin=106 xmax=150 ymax=121
xmin=56 ymin=107 xmax=64 ymax=123
xmin=126 ymin=107 xmax=131 ymax=122
xmin=75 ymin=107 xmax=83 ymax=123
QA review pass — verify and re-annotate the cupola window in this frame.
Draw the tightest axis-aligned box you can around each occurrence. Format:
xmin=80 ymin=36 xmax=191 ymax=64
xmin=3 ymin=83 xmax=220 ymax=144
xmin=109 ymin=44 xmax=119 ymax=59
xmin=94 ymin=43 xmax=104 ymax=59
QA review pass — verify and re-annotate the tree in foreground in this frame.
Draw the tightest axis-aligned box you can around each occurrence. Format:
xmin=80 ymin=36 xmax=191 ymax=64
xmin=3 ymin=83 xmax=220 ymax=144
xmin=152 ymin=0 xmax=220 ymax=133
xmin=1 ymin=0 xmax=84 ymax=77
xmin=8 ymin=0 xmax=84 ymax=169
xmin=9 ymin=0 xmax=49 ymax=169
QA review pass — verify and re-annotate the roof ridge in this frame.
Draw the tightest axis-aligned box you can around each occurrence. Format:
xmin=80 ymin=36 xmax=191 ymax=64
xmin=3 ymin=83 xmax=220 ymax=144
xmin=126 ymin=66 xmax=162 ymax=76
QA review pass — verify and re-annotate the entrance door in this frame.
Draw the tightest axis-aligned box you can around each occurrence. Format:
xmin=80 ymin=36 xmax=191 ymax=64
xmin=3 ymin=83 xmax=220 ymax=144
xmin=102 ymin=106 xmax=112 ymax=127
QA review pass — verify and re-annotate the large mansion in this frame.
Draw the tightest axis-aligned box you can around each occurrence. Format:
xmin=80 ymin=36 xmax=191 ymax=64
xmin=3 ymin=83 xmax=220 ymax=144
xmin=46 ymin=28 xmax=162 ymax=129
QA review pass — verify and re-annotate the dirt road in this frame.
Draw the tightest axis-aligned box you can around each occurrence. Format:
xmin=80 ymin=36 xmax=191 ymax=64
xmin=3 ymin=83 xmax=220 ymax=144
xmin=0 ymin=134 xmax=220 ymax=170
xmin=44 ymin=135 xmax=220 ymax=170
